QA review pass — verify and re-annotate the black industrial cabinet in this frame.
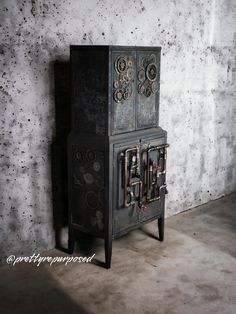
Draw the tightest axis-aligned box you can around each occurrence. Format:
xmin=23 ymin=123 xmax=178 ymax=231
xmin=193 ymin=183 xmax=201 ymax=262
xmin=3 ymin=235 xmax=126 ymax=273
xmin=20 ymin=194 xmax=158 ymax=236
xmin=68 ymin=46 xmax=168 ymax=268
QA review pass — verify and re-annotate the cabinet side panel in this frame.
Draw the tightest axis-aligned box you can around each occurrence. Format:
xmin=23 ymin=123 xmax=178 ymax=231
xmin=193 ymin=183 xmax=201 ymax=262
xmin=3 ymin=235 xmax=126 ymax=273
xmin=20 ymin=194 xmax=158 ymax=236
xmin=70 ymin=47 xmax=108 ymax=135
xmin=136 ymin=50 xmax=160 ymax=129
xmin=70 ymin=145 xmax=106 ymax=234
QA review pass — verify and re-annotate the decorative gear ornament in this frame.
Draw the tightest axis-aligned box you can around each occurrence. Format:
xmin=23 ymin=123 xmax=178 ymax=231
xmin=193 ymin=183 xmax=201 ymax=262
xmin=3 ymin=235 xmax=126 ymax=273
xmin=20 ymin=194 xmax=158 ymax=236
xmin=137 ymin=54 xmax=159 ymax=98
xmin=113 ymin=55 xmax=134 ymax=103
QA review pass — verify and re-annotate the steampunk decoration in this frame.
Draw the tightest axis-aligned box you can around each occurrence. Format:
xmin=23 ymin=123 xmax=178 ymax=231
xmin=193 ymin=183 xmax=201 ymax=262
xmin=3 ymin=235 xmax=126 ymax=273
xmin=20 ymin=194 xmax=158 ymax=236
xmin=113 ymin=56 xmax=134 ymax=103
xmin=69 ymin=46 xmax=168 ymax=269
xmin=137 ymin=54 xmax=158 ymax=97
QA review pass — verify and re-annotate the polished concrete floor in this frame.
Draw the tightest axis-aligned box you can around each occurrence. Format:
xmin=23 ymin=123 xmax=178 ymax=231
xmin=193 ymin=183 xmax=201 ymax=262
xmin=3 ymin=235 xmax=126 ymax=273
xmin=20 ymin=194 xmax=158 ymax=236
xmin=0 ymin=193 xmax=236 ymax=314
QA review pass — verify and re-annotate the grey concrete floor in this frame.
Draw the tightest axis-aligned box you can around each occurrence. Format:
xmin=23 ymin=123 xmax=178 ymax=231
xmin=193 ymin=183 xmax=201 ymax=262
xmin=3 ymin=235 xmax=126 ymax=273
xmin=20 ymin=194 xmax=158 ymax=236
xmin=0 ymin=193 xmax=236 ymax=314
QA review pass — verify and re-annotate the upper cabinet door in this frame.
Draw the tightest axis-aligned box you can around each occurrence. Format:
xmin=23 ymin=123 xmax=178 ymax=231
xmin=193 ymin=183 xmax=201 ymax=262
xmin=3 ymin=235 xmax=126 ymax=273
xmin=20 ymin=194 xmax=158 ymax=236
xmin=136 ymin=50 xmax=160 ymax=130
xmin=111 ymin=50 xmax=136 ymax=135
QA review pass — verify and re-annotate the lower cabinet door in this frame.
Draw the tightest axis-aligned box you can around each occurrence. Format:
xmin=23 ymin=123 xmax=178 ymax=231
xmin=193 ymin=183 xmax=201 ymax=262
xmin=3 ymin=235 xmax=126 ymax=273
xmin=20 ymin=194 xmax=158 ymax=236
xmin=113 ymin=140 xmax=141 ymax=234
xmin=112 ymin=134 xmax=167 ymax=235
xmin=138 ymin=137 xmax=167 ymax=222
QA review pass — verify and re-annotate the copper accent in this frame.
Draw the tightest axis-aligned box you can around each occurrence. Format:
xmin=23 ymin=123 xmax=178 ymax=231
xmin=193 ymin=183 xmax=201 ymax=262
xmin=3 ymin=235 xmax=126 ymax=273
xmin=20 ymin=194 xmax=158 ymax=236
xmin=121 ymin=146 xmax=142 ymax=208
xmin=146 ymin=144 xmax=169 ymax=203
xmin=147 ymin=184 xmax=167 ymax=203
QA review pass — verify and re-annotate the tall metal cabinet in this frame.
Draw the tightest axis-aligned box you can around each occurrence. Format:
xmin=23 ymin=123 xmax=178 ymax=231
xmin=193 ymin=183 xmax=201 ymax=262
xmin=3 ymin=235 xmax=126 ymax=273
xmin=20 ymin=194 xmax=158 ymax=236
xmin=68 ymin=46 xmax=168 ymax=268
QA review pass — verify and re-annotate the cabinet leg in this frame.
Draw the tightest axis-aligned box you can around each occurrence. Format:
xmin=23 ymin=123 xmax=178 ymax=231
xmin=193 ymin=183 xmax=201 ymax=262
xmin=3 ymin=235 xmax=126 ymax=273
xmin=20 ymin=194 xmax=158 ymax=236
xmin=158 ymin=216 xmax=164 ymax=241
xmin=68 ymin=227 xmax=75 ymax=254
xmin=105 ymin=236 xmax=112 ymax=269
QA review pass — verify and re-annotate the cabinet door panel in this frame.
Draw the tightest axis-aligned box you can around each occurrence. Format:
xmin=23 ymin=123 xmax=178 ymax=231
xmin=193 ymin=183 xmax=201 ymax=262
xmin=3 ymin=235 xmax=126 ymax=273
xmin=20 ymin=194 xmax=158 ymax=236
xmin=111 ymin=51 xmax=136 ymax=134
xmin=139 ymin=137 xmax=167 ymax=222
xmin=136 ymin=50 xmax=160 ymax=129
xmin=113 ymin=140 xmax=141 ymax=234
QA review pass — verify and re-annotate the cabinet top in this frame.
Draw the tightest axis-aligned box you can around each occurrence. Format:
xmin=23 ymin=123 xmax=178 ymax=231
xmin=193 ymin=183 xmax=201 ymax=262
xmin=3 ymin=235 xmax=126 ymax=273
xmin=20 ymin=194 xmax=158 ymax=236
xmin=70 ymin=45 xmax=162 ymax=51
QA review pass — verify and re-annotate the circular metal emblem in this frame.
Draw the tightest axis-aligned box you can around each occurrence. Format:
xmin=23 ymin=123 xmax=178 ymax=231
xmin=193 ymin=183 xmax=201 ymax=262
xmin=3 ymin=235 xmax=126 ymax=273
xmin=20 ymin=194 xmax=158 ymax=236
xmin=113 ymin=89 xmax=123 ymax=103
xmin=145 ymin=86 xmax=152 ymax=97
xmin=151 ymin=81 xmax=158 ymax=94
xmin=138 ymin=83 xmax=145 ymax=94
xmin=116 ymin=57 xmax=127 ymax=73
xmin=138 ymin=69 xmax=145 ymax=82
xmin=146 ymin=63 xmax=157 ymax=82
xmin=128 ymin=60 xmax=133 ymax=67
xmin=113 ymin=81 xmax=119 ymax=89
xmin=123 ymin=91 xmax=129 ymax=100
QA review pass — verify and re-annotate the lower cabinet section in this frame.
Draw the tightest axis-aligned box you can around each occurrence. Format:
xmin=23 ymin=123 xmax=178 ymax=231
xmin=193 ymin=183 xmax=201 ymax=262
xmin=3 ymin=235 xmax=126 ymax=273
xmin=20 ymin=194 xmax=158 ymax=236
xmin=68 ymin=128 xmax=168 ymax=268
xmin=113 ymin=133 xmax=168 ymax=236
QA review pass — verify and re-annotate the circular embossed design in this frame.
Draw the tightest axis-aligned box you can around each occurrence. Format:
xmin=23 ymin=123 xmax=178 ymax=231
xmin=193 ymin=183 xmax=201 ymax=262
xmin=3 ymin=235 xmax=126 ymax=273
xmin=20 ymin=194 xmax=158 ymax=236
xmin=151 ymin=81 xmax=158 ymax=94
xmin=137 ymin=54 xmax=159 ymax=98
xmin=113 ymin=89 xmax=123 ymax=103
xmin=113 ymin=81 xmax=119 ymax=88
xmin=86 ymin=150 xmax=96 ymax=161
xmin=138 ymin=83 xmax=145 ymax=94
xmin=83 ymin=173 xmax=94 ymax=184
xmin=86 ymin=191 xmax=99 ymax=210
xmin=128 ymin=60 xmax=133 ymax=67
xmin=138 ymin=69 xmax=145 ymax=82
xmin=146 ymin=63 xmax=157 ymax=82
xmin=116 ymin=57 xmax=127 ymax=73
xmin=126 ymin=68 xmax=132 ymax=79
xmin=113 ymin=55 xmax=133 ymax=103
xmin=93 ymin=161 xmax=101 ymax=172
xmin=75 ymin=151 xmax=82 ymax=161
xmin=145 ymin=86 xmax=152 ymax=97
xmin=123 ymin=91 xmax=129 ymax=100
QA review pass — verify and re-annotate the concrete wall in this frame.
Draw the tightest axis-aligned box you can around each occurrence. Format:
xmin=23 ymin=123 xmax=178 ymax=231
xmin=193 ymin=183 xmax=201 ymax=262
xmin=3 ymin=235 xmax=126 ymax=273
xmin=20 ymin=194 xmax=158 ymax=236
xmin=0 ymin=0 xmax=236 ymax=258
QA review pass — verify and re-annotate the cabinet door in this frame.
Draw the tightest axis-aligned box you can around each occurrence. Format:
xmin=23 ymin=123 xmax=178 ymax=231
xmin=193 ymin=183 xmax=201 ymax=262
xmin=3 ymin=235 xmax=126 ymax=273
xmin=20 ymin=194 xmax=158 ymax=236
xmin=112 ymin=134 xmax=167 ymax=234
xmin=136 ymin=50 xmax=160 ymax=129
xmin=113 ymin=140 xmax=141 ymax=234
xmin=139 ymin=137 xmax=167 ymax=223
xmin=111 ymin=51 xmax=136 ymax=134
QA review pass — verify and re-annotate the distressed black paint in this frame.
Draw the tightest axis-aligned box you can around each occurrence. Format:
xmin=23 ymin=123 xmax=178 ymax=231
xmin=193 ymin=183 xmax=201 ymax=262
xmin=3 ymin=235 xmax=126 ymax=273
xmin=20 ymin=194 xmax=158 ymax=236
xmin=68 ymin=46 xmax=168 ymax=268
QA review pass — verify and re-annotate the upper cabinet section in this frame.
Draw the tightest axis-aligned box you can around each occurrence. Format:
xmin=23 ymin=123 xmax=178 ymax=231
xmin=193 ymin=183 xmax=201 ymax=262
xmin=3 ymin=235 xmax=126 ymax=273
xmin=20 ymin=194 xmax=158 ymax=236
xmin=70 ymin=46 xmax=161 ymax=136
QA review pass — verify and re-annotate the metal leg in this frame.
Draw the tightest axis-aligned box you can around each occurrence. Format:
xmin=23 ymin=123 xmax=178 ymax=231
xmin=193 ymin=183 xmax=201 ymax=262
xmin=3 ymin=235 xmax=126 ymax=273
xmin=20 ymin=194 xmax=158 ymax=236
xmin=68 ymin=227 xmax=75 ymax=254
xmin=158 ymin=216 xmax=164 ymax=241
xmin=105 ymin=236 xmax=112 ymax=269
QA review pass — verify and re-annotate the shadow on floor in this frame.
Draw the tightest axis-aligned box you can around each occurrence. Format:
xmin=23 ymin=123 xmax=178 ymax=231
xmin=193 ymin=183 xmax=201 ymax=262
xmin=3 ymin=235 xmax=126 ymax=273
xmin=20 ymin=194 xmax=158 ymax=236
xmin=0 ymin=264 xmax=89 ymax=314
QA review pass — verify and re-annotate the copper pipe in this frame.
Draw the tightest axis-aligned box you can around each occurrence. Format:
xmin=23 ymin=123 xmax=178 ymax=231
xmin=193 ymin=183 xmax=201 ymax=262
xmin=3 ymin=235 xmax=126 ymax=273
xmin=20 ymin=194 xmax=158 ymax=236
xmin=146 ymin=144 xmax=169 ymax=202
xmin=122 ymin=146 xmax=140 ymax=208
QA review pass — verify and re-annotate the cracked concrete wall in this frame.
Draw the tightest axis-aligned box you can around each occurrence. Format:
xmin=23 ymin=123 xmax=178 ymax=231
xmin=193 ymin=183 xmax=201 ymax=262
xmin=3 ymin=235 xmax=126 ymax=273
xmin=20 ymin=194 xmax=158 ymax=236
xmin=0 ymin=0 xmax=236 ymax=258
